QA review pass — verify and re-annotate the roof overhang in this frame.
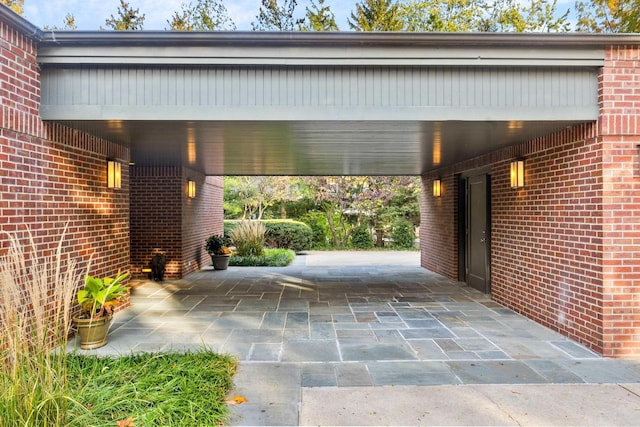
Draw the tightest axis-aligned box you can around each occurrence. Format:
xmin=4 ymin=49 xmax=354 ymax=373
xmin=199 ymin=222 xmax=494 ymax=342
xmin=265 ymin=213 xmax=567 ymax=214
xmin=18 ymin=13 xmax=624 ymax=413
xmin=29 ymin=29 xmax=640 ymax=175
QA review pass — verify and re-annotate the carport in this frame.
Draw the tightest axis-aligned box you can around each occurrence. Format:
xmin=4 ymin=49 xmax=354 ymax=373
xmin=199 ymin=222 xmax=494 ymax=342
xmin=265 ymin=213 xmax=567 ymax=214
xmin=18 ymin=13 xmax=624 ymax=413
xmin=2 ymin=7 xmax=637 ymax=357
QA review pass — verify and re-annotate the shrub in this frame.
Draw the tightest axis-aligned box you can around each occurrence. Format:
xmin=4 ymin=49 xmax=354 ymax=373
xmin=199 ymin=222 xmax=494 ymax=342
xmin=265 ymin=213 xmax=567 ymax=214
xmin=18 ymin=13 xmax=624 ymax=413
xmin=263 ymin=220 xmax=313 ymax=252
xmin=350 ymin=225 xmax=374 ymax=249
xmin=228 ymin=221 xmax=265 ymax=257
xmin=225 ymin=220 xmax=313 ymax=252
xmin=229 ymin=248 xmax=295 ymax=267
xmin=299 ymin=212 xmax=329 ymax=248
xmin=0 ymin=226 xmax=77 ymax=426
xmin=391 ymin=219 xmax=416 ymax=249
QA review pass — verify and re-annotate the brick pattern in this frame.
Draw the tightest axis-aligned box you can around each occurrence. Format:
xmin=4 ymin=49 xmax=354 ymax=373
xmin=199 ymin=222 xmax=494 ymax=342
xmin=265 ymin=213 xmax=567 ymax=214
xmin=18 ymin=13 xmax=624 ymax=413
xmin=420 ymin=175 xmax=458 ymax=279
xmin=130 ymin=166 xmax=183 ymax=278
xmin=1 ymin=20 xmax=130 ymax=303
xmin=599 ymin=45 xmax=640 ymax=357
xmin=129 ymin=167 xmax=223 ymax=279
xmin=182 ymin=172 xmax=223 ymax=275
xmin=422 ymin=46 xmax=640 ymax=357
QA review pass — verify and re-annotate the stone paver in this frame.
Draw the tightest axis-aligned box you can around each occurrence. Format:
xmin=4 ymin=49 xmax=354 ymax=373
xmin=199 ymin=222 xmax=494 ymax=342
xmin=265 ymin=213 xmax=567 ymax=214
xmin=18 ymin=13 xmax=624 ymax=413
xmin=74 ymin=251 xmax=640 ymax=426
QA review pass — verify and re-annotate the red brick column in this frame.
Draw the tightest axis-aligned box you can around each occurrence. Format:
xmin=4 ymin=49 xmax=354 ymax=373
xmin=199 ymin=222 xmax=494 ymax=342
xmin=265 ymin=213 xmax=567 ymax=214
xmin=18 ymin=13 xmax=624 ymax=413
xmin=599 ymin=45 xmax=640 ymax=357
xmin=130 ymin=166 xmax=223 ymax=279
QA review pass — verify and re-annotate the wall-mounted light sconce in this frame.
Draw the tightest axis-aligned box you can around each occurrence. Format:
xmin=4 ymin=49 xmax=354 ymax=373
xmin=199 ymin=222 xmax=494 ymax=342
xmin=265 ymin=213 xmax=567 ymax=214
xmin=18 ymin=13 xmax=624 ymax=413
xmin=107 ymin=159 xmax=121 ymax=189
xmin=433 ymin=179 xmax=442 ymax=197
xmin=510 ymin=160 xmax=525 ymax=188
xmin=187 ymin=179 xmax=196 ymax=198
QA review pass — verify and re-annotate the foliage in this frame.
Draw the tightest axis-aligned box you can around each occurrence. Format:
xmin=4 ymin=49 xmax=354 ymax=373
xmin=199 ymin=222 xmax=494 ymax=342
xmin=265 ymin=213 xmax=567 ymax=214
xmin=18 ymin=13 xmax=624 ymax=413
xmin=478 ymin=0 xmax=570 ymax=32
xmin=391 ymin=219 xmax=416 ymax=249
xmin=104 ymin=0 xmax=145 ymax=30
xmin=299 ymin=211 xmax=330 ymax=248
xmin=400 ymin=0 xmax=482 ymax=31
xmin=0 ymin=227 xmax=77 ymax=426
xmin=0 ymin=0 xmax=23 ymax=15
xmin=350 ymin=224 xmax=375 ymax=249
xmin=65 ymin=350 xmax=237 ymax=426
xmin=168 ymin=0 xmax=236 ymax=30
xmin=575 ymin=0 xmax=640 ymax=32
xmin=77 ymin=271 xmax=130 ymax=319
xmin=349 ymin=0 xmax=404 ymax=31
xmin=230 ymin=248 xmax=296 ymax=266
xmin=298 ymin=0 xmax=339 ymax=31
xmin=206 ymin=234 xmax=231 ymax=256
xmin=229 ymin=220 xmax=266 ymax=257
xmin=252 ymin=0 xmax=300 ymax=30
xmin=224 ymin=176 xmax=303 ymax=220
xmin=399 ymin=0 xmax=570 ymax=32
xmin=262 ymin=220 xmax=313 ymax=252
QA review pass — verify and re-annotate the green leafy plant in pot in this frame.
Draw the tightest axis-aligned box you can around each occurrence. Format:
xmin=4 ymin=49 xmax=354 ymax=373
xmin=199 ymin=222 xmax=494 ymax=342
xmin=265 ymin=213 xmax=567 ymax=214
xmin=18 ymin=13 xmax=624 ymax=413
xmin=73 ymin=271 xmax=129 ymax=349
xmin=206 ymin=234 xmax=232 ymax=270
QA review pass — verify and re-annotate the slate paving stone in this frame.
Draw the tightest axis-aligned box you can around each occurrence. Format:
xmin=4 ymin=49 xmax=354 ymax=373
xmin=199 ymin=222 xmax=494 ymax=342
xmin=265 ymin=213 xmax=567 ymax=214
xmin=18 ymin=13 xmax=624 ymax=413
xmin=404 ymin=319 xmax=443 ymax=328
xmin=524 ymin=360 xmax=586 ymax=383
xmin=410 ymin=339 xmax=449 ymax=360
xmin=282 ymin=340 xmax=340 ymax=362
xmin=550 ymin=340 xmax=600 ymax=359
xmin=335 ymin=363 xmax=373 ymax=386
xmin=340 ymin=343 xmax=417 ymax=361
xmin=228 ymin=329 xmax=283 ymax=343
xmin=556 ymin=359 xmax=640 ymax=383
xmin=285 ymin=312 xmax=309 ymax=329
xmin=448 ymin=360 xmax=548 ymax=384
xmin=401 ymin=328 xmax=455 ymax=339
xmin=456 ymin=337 xmax=500 ymax=351
xmin=261 ymin=312 xmax=286 ymax=329
xmin=367 ymin=361 xmax=460 ymax=386
xmin=373 ymin=329 xmax=405 ymax=342
xmin=310 ymin=322 xmax=336 ymax=339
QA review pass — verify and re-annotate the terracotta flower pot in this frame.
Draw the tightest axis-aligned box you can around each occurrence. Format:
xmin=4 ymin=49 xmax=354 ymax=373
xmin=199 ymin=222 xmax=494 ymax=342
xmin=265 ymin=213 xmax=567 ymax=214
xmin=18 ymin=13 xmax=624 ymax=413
xmin=73 ymin=315 xmax=113 ymax=350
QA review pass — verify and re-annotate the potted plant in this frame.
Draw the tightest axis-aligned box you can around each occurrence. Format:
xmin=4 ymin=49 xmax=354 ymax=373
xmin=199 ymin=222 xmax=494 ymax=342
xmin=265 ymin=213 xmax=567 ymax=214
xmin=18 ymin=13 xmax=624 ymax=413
xmin=73 ymin=271 xmax=129 ymax=349
xmin=206 ymin=234 xmax=232 ymax=270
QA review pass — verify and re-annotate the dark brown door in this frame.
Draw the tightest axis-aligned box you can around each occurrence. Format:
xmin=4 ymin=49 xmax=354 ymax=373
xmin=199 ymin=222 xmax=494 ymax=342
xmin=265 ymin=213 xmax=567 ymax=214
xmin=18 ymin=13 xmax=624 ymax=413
xmin=467 ymin=174 xmax=490 ymax=293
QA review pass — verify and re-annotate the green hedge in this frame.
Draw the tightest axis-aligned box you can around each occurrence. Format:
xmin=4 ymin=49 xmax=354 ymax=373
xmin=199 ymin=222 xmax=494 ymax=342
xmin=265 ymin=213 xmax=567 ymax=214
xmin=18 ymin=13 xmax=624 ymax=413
xmin=225 ymin=220 xmax=313 ymax=253
xmin=350 ymin=225 xmax=374 ymax=249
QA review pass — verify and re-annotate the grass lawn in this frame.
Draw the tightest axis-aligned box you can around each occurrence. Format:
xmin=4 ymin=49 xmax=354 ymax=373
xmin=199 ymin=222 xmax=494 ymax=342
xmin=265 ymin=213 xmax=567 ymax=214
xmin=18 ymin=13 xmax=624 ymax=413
xmin=65 ymin=350 xmax=237 ymax=426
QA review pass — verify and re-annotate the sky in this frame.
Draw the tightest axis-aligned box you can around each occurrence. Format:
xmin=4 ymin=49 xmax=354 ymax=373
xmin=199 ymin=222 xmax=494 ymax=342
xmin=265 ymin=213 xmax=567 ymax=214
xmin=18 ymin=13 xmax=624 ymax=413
xmin=22 ymin=0 xmax=577 ymax=32
xmin=23 ymin=0 xmax=355 ymax=31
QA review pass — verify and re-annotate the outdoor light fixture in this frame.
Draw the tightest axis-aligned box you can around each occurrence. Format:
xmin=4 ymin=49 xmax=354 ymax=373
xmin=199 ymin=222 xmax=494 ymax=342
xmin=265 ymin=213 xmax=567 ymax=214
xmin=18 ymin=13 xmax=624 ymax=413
xmin=510 ymin=160 xmax=524 ymax=188
xmin=433 ymin=179 xmax=442 ymax=197
xmin=107 ymin=160 xmax=121 ymax=189
xmin=187 ymin=179 xmax=196 ymax=198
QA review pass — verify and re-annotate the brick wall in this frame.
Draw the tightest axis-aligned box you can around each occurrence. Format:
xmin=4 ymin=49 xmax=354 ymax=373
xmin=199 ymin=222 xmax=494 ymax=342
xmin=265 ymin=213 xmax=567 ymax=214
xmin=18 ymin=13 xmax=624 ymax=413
xmin=599 ymin=45 xmax=640 ymax=357
xmin=130 ymin=166 xmax=223 ymax=279
xmin=182 ymin=172 xmax=223 ymax=275
xmin=1 ymin=19 xmax=130 ymax=292
xmin=129 ymin=166 xmax=182 ymax=278
xmin=421 ymin=46 xmax=640 ymax=357
xmin=420 ymin=175 xmax=458 ymax=279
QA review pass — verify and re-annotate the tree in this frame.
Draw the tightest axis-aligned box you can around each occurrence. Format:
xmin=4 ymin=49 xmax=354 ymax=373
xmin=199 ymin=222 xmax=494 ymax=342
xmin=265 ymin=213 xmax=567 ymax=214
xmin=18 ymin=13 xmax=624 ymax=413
xmin=1 ymin=0 xmax=23 ymax=15
xmin=400 ymin=0 xmax=483 ymax=32
xmin=252 ymin=0 xmax=300 ymax=31
xmin=44 ymin=14 xmax=78 ymax=31
xmin=575 ymin=0 xmax=640 ymax=32
xmin=224 ymin=176 xmax=300 ymax=220
xmin=348 ymin=0 xmax=404 ymax=31
xmin=168 ymin=0 xmax=236 ymax=31
xmin=298 ymin=0 xmax=339 ymax=31
xmin=104 ymin=0 xmax=145 ymax=30
xmin=477 ymin=0 xmax=570 ymax=32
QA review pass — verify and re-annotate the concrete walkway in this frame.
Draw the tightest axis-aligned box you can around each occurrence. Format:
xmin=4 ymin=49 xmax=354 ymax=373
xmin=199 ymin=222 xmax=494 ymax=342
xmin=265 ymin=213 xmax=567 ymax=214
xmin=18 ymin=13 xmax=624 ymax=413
xmin=76 ymin=251 xmax=640 ymax=426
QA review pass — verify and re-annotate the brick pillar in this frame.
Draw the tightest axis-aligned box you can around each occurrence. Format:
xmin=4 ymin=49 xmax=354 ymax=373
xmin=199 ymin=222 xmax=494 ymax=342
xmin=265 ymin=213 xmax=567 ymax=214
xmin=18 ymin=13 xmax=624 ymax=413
xmin=599 ymin=45 xmax=640 ymax=357
xmin=130 ymin=166 xmax=223 ymax=279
